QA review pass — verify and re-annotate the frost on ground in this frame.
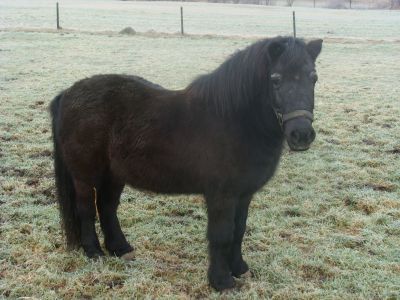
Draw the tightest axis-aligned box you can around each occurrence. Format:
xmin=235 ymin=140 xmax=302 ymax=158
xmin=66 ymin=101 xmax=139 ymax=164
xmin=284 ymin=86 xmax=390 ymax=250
xmin=0 ymin=6 xmax=400 ymax=299
xmin=1 ymin=0 xmax=400 ymax=40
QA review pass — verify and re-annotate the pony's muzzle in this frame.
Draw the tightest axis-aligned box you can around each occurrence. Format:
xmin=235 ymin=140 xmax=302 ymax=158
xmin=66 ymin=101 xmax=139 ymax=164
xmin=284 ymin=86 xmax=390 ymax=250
xmin=284 ymin=118 xmax=316 ymax=151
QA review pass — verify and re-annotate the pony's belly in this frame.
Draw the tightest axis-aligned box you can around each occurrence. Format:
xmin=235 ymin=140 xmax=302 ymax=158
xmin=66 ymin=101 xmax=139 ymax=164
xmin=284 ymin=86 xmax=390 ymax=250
xmin=112 ymin=159 xmax=203 ymax=195
xmin=126 ymin=174 xmax=202 ymax=195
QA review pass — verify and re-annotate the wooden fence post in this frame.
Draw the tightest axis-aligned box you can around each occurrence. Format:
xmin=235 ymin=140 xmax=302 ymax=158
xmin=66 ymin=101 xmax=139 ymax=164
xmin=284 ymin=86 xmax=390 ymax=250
xmin=180 ymin=7 xmax=184 ymax=35
xmin=56 ymin=2 xmax=60 ymax=30
xmin=292 ymin=11 xmax=296 ymax=38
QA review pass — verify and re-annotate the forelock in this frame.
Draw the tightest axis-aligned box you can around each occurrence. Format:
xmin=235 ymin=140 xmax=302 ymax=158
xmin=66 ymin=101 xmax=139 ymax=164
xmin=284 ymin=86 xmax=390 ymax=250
xmin=279 ymin=38 xmax=310 ymax=69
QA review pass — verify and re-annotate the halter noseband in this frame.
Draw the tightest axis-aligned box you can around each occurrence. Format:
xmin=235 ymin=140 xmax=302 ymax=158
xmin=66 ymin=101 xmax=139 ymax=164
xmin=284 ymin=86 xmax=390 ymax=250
xmin=274 ymin=109 xmax=314 ymax=128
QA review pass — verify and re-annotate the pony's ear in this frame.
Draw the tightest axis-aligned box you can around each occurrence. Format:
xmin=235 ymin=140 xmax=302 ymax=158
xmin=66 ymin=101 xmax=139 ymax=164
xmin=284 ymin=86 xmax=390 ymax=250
xmin=307 ymin=39 xmax=323 ymax=61
xmin=268 ymin=41 xmax=286 ymax=62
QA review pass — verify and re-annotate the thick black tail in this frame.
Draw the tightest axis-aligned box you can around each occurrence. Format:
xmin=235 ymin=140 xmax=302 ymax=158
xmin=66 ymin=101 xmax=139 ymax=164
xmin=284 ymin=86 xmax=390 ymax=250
xmin=50 ymin=93 xmax=81 ymax=249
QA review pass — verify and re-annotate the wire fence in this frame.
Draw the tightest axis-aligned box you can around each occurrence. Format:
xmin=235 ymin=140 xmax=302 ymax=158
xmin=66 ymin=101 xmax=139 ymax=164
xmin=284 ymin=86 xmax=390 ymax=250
xmin=158 ymin=0 xmax=398 ymax=9
xmin=2 ymin=0 xmax=399 ymax=41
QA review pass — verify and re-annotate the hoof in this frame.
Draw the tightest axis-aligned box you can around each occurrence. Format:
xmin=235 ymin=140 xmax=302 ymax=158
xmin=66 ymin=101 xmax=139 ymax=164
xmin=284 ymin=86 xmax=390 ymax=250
xmin=120 ymin=250 xmax=135 ymax=261
xmin=85 ymin=249 xmax=105 ymax=259
xmin=231 ymin=259 xmax=249 ymax=278
xmin=221 ymin=285 xmax=236 ymax=294
xmin=209 ymin=275 xmax=235 ymax=292
xmin=239 ymin=270 xmax=252 ymax=279
xmin=106 ymin=242 xmax=134 ymax=258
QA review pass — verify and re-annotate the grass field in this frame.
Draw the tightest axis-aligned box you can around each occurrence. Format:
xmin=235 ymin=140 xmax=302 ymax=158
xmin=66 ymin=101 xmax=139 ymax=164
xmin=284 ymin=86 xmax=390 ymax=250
xmin=1 ymin=0 xmax=400 ymax=40
xmin=1 ymin=1 xmax=400 ymax=299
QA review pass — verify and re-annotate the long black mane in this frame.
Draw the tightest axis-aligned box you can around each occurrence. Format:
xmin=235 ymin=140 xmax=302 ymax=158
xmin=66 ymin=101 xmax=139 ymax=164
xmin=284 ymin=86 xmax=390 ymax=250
xmin=186 ymin=36 xmax=307 ymax=117
xmin=186 ymin=39 xmax=267 ymax=116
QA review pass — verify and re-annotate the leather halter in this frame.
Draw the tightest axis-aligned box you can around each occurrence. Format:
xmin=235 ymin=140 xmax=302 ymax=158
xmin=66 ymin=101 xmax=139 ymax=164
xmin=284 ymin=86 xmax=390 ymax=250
xmin=274 ymin=108 xmax=314 ymax=128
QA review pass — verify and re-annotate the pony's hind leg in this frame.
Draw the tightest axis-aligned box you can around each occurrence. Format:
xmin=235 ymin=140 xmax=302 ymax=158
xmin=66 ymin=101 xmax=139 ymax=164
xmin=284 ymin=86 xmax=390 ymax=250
xmin=96 ymin=173 xmax=133 ymax=258
xmin=73 ymin=179 xmax=104 ymax=258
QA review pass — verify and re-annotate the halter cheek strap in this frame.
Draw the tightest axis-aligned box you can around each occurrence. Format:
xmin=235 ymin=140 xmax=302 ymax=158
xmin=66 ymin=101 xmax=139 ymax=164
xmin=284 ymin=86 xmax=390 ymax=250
xmin=274 ymin=109 xmax=314 ymax=128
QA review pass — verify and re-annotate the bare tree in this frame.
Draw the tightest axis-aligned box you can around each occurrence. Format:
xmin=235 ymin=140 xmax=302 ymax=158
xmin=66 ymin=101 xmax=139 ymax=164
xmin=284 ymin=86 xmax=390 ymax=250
xmin=286 ymin=0 xmax=295 ymax=6
xmin=391 ymin=0 xmax=400 ymax=8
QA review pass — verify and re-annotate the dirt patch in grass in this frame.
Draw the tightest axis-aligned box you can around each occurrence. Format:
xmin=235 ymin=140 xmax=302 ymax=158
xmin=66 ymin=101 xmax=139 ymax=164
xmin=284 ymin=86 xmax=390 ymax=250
xmin=387 ymin=147 xmax=400 ymax=154
xmin=300 ymin=263 xmax=336 ymax=282
xmin=365 ymin=182 xmax=397 ymax=193
xmin=29 ymin=149 xmax=52 ymax=159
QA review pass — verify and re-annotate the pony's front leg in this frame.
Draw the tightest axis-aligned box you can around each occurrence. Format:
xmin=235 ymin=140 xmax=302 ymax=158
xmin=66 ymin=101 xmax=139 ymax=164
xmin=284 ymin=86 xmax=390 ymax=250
xmin=205 ymin=194 xmax=236 ymax=291
xmin=230 ymin=194 xmax=252 ymax=278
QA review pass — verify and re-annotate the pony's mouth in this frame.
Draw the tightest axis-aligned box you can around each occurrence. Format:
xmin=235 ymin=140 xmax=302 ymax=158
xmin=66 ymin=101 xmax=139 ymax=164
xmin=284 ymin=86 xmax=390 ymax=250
xmin=287 ymin=141 xmax=311 ymax=151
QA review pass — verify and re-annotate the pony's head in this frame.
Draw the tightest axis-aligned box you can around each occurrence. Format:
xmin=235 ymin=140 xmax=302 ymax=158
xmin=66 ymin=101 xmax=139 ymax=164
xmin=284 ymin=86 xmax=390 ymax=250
xmin=267 ymin=38 xmax=323 ymax=151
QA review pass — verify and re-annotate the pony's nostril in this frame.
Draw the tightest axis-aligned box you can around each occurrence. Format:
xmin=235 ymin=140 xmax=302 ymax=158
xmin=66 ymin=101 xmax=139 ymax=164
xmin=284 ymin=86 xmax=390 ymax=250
xmin=308 ymin=129 xmax=316 ymax=142
xmin=290 ymin=130 xmax=301 ymax=143
xmin=290 ymin=129 xmax=315 ymax=145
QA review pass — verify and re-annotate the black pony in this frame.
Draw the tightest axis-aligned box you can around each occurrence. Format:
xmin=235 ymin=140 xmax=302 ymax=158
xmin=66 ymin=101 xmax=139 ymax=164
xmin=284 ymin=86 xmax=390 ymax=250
xmin=50 ymin=36 xmax=322 ymax=291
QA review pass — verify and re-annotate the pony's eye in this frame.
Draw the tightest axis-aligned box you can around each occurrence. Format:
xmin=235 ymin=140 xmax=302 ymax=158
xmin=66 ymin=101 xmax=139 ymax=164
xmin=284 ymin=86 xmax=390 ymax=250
xmin=270 ymin=73 xmax=282 ymax=86
xmin=310 ymin=71 xmax=318 ymax=83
